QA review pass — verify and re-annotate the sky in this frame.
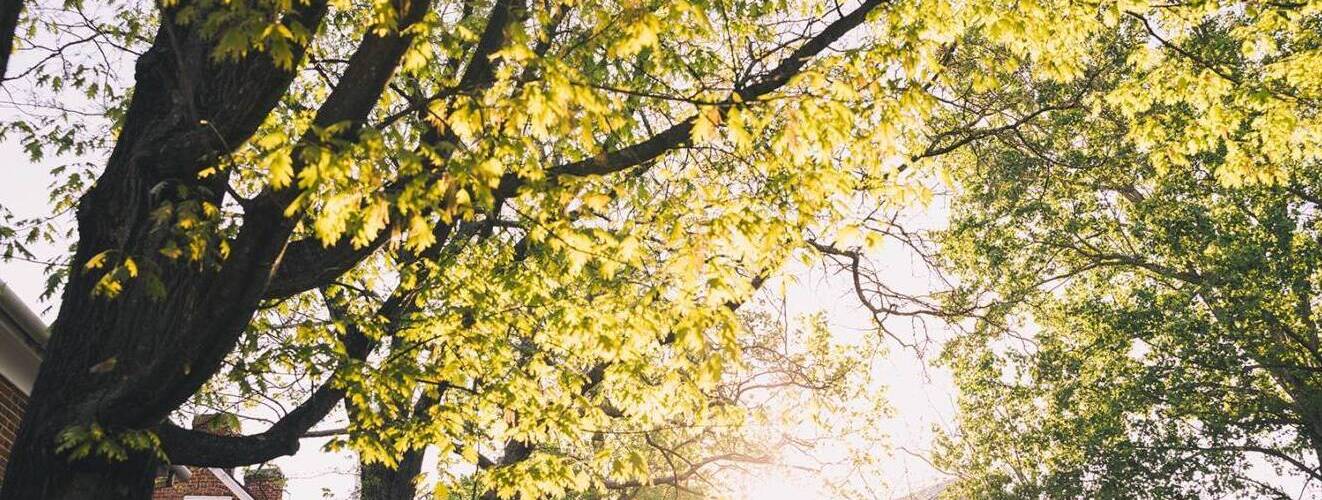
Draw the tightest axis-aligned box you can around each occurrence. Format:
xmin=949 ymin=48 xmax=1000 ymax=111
xmin=0 ymin=137 xmax=958 ymax=498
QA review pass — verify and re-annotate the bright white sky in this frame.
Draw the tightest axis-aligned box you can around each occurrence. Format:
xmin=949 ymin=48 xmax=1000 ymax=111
xmin=0 ymin=138 xmax=957 ymax=498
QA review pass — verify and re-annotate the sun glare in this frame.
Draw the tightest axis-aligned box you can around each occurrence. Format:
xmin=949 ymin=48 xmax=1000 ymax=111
xmin=735 ymin=471 xmax=824 ymax=500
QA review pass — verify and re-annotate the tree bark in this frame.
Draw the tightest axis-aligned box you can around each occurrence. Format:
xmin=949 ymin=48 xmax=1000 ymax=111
xmin=359 ymin=450 xmax=427 ymax=500
xmin=0 ymin=0 xmax=20 ymax=80
xmin=0 ymin=0 xmax=433 ymax=494
xmin=0 ymin=3 xmax=328 ymax=495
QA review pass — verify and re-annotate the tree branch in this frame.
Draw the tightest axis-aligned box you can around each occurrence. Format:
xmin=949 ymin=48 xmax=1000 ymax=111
xmin=264 ymin=0 xmax=528 ymax=300
xmin=494 ymin=0 xmax=890 ymax=196
xmin=602 ymin=452 xmax=771 ymax=489
xmin=137 ymin=0 xmax=434 ymax=420
xmin=157 ymin=291 xmax=377 ymax=467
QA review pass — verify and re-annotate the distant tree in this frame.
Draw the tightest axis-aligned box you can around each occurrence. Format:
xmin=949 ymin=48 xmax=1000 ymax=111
xmin=447 ymin=308 xmax=883 ymax=499
xmin=928 ymin=9 xmax=1322 ymax=498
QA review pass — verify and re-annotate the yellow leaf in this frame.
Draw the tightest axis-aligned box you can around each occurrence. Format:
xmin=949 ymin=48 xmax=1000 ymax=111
xmin=476 ymin=158 xmax=504 ymax=179
xmin=461 ymin=446 xmax=478 ymax=464
xmin=264 ymin=148 xmax=294 ymax=189
xmin=727 ymin=107 xmax=752 ymax=150
xmin=691 ymin=106 xmax=722 ymax=143
xmin=582 ymin=193 xmax=611 ymax=212
xmin=453 ymin=188 xmax=471 ymax=208
xmin=257 ymin=131 xmax=288 ymax=150
xmin=406 ymin=214 xmax=437 ymax=251
xmin=84 ymin=251 xmax=111 ymax=271
xmin=864 ymin=232 xmax=885 ymax=252
xmin=836 ymin=224 xmax=862 ymax=247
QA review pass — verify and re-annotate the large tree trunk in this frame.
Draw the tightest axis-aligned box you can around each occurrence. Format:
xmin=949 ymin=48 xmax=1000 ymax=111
xmin=479 ymin=440 xmax=531 ymax=500
xmin=0 ymin=0 xmax=432 ymax=490
xmin=359 ymin=451 xmax=426 ymax=500
xmin=350 ymin=387 xmax=434 ymax=500
xmin=0 ymin=3 xmax=328 ymax=497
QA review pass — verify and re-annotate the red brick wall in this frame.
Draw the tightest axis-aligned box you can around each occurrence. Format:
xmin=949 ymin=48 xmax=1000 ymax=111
xmin=246 ymin=475 xmax=285 ymax=500
xmin=152 ymin=467 xmax=241 ymax=500
xmin=0 ymin=374 xmax=28 ymax=484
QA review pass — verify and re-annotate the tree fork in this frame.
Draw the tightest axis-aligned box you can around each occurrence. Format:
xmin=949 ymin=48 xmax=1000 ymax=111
xmin=0 ymin=0 xmax=432 ymax=496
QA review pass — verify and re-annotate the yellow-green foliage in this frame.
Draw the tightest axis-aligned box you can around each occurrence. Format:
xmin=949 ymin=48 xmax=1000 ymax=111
xmin=7 ymin=0 xmax=1321 ymax=497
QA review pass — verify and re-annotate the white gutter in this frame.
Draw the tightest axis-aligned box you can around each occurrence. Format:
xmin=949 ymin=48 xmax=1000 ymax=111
xmin=0 ymin=279 xmax=49 ymax=346
xmin=0 ymin=279 xmax=48 ymax=393
xmin=170 ymin=465 xmax=192 ymax=482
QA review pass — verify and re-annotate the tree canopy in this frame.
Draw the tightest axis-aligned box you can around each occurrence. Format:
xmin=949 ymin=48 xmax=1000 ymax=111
xmin=0 ymin=0 xmax=1319 ymax=498
xmin=928 ymin=5 xmax=1322 ymax=497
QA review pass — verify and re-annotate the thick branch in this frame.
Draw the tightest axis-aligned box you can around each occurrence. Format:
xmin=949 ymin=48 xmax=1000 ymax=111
xmin=134 ymin=0 xmax=433 ymax=422
xmin=157 ymin=293 xmax=377 ymax=467
xmin=156 ymin=381 xmax=347 ymax=467
xmin=457 ymin=0 xmax=527 ymax=90
xmin=167 ymin=217 xmax=483 ymax=466
xmin=494 ymin=0 xmax=888 ymax=197
xmin=264 ymin=234 xmax=389 ymax=300
xmin=267 ymin=0 xmax=869 ymax=297
xmin=265 ymin=0 xmax=527 ymax=299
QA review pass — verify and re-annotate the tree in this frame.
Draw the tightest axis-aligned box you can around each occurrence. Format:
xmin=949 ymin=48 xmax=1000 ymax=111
xmin=0 ymin=0 xmax=923 ymax=497
xmin=7 ymin=0 xmax=1314 ymax=498
xmin=927 ymin=6 xmax=1322 ymax=497
xmin=196 ymin=269 xmax=881 ymax=499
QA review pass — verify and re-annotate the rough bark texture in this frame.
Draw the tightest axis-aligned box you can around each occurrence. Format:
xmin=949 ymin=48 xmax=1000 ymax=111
xmin=358 ymin=450 xmax=426 ymax=500
xmin=0 ymin=0 xmax=432 ymax=496
xmin=0 ymin=3 xmax=328 ymax=496
xmin=0 ymin=0 xmax=20 ymax=80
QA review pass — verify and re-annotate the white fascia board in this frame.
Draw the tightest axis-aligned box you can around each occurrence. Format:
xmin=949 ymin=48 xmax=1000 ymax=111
xmin=0 ymin=280 xmax=48 ymax=394
xmin=207 ymin=468 xmax=256 ymax=500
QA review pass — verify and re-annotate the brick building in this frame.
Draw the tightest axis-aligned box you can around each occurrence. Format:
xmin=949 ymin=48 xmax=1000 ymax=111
xmin=153 ymin=462 xmax=285 ymax=500
xmin=0 ymin=280 xmax=284 ymax=499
